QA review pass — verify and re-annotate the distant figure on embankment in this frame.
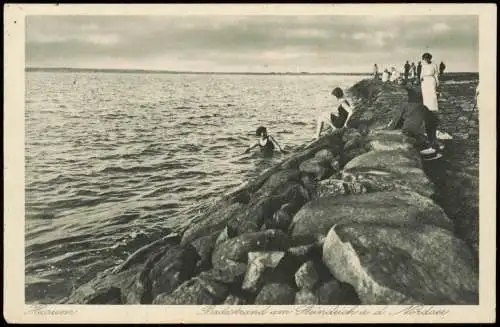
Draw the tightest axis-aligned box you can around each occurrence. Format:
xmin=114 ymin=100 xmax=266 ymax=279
xmin=390 ymin=67 xmax=400 ymax=82
xmin=385 ymin=79 xmax=442 ymax=160
xmin=404 ymin=60 xmax=411 ymax=81
xmin=410 ymin=62 xmax=416 ymax=80
xmin=416 ymin=61 xmax=422 ymax=83
xmin=313 ymin=87 xmax=353 ymax=140
xmin=373 ymin=64 xmax=379 ymax=80
xmin=381 ymin=69 xmax=390 ymax=82
xmin=439 ymin=61 xmax=446 ymax=76
xmin=244 ymin=126 xmax=285 ymax=156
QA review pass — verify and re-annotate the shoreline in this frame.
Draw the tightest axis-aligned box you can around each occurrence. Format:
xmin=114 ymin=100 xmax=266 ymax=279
xmin=59 ymin=77 xmax=479 ymax=305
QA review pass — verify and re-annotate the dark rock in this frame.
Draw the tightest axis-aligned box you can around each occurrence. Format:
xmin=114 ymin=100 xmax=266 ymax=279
xmin=148 ymin=244 xmax=200 ymax=299
xmin=254 ymin=283 xmax=296 ymax=305
xmin=66 ymin=265 xmax=144 ymax=304
xmin=153 ymin=276 xmax=228 ymax=305
xmin=112 ymin=232 xmax=180 ymax=274
xmin=317 ymin=279 xmax=361 ymax=305
xmin=295 ymin=289 xmax=319 ymax=304
xmin=300 ymin=174 xmax=318 ymax=198
xmin=224 ymin=294 xmax=247 ymax=305
xmin=242 ymin=251 xmax=285 ymax=293
xmin=229 ymin=183 xmax=309 ymax=235
xmin=342 ymin=128 xmax=364 ymax=151
xmin=199 ymin=260 xmax=247 ymax=285
xmin=299 ymin=158 xmax=328 ymax=180
xmin=295 ymin=261 xmax=319 ymax=290
xmin=80 ymin=286 xmax=123 ymax=304
xmin=340 ymin=147 xmax=369 ymax=167
xmin=255 ymin=169 xmax=300 ymax=197
xmin=191 ymin=230 xmax=221 ymax=272
xmin=314 ymin=149 xmax=335 ymax=166
xmin=290 ymin=191 xmax=453 ymax=237
xmin=264 ymin=204 xmax=293 ymax=231
xmin=322 ymin=224 xmax=478 ymax=304
xmin=181 ymin=202 xmax=244 ymax=245
xmin=212 ymin=229 xmax=290 ymax=269
xmin=215 ymin=226 xmax=231 ymax=247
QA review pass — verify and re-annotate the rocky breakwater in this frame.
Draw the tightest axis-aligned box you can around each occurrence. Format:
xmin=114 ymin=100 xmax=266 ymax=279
xmin=64 ymin=79 xmax=478 ymax=305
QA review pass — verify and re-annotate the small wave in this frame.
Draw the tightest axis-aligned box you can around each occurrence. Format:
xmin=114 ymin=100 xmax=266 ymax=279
xmin=174 ymin=106 xmax=191 ymax=110
xmin=175 ymin=170 xmax=208 ymax=178
xmin=291 ymin=121 xmax=308 ymax=126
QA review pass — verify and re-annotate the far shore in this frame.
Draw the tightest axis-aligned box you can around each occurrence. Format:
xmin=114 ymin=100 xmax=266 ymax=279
xmin=25 ymin=67 xmax=478 ymax=77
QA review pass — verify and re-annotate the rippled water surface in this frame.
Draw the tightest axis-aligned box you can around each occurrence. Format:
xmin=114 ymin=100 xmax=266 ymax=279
xmin=25 ymin=72 xmax=365 ymax=303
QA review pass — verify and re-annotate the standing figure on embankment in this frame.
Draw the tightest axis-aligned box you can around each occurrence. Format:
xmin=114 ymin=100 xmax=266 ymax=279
xmin=404 ymin=60 xmax=411 ymax=82
xmin=373 ymin=63 xmax=379 ymax=80
xmin=416 ymin=61 xmax=422 ymax=83
xmin=385 ymin=79 xmax=442 ymax=160
xmin=439 ymin=61 xmax=446 ymax=76
xmin=381 ymin=68 xmax=390 ymax=82
xmin=313 ymin=87 xmax=353 ymax=140
xmin=420 ymin=52 xmax=444 ymax=151
xmin=410 ymin=62 xmax=416 ymax=81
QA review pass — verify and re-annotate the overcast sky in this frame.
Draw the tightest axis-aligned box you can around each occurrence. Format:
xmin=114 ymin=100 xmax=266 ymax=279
xmin=26 ymin=15 xmax=478 ymax=73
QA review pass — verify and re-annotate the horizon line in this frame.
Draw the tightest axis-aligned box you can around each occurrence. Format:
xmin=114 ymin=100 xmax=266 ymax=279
xmin=25 ymin=67 xmax=479 ymax=76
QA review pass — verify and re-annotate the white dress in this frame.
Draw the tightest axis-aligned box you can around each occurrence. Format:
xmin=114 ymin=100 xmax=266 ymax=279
xmin=420 ymin=62 xmax=439 ymax=111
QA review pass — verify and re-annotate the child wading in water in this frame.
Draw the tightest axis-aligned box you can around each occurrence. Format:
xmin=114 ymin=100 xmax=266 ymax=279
xmin=313 ymin=87 xmax=353 ymax=140
xmin=244 ymin=126 xmax=285 ymax=156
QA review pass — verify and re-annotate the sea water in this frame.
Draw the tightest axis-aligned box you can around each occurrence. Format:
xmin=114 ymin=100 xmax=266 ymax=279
xmin=25 ymin=71 xmax=365 ymax=303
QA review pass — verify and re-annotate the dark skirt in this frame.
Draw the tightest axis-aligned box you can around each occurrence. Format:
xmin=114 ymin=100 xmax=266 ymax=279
xmin=331 ymin=106 xmax=349 ymax=128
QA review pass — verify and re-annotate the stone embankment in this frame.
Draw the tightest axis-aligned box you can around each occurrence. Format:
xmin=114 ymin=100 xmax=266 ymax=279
xmin=65 ymin=76 xmax=479 ymax=305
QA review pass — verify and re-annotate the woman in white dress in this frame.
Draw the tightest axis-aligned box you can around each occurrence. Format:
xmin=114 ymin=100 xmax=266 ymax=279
xmin=420 ymin=52 xmax=443 ymax=150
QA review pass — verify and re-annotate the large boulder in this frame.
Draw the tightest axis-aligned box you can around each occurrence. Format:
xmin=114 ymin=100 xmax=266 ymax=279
xmin=289 ymin=191 xmax=453 ymax=237
xmin=191 ymin=230 xmax=222 ymax=272
xmin=342 ymin=166 xmax=435 ymax=198
xmin=228 ymin=183 xmax=309 ymax=235
xmin=66 ymin=265 xmax=144 ymax=304
xmin=198 ymin=260 xmax=247 ymax=285
xmin=153 ymin=276 xmax=228 ymax=305
xmin=148 ymin=244 xmax=200 ymax=300
xmin=294 ymin=261 xmax=319 ymax=290
xmin=255 ymin=169 xmax=300 ymax=197
xmin=365 ymin=130 xmax=414 ymax=152
xmin=314 ymin=149 xmax=336 ymax=166
xmin=224 ymin=294 xmax=247 ymax=305
xmin=79 ymin=287 xmax=123 ymax=304
xmin=254 ymin=283 xmax=296 ymax=305
xmin=322 ymin=224 xmax=479 ymax=304
xmin=263 ymin=203 xmax=294 ymax=231
xmin=295 ymin=289 xmax=319 ymax=304
xmin=242 ymin=251 xmax=286 ymax=293
xmin=299 ymin=158 xmax=329 ymax=180
xmin=112 ymin=232 xmax=180 ymax=274
xmin=344 ymin=149 xmax=422 ymax=172
xmin=212 ymin=230 xmax=290 ymax=269
xmin=181 ymin=202 xmax=244 ymax=245
xmin=316 ymin=279 xmax=361 ymax=305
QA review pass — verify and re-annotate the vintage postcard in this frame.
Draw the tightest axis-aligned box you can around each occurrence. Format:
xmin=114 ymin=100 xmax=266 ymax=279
xmin=4 ymin=3 xmax=496 ymax=324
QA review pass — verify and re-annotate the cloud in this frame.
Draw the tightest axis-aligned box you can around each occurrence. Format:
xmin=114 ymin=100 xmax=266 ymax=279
xmin=432 ymin=22 xmax=451 ymax=33
xmin=25 ymin=15 xmax=479 ymax=72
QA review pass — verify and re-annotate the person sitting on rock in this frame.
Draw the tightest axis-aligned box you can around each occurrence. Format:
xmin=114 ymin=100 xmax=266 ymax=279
xmin=385 ymin=80 xmax=442 ymax=160
xmin=313 ymin=87 xmax=353 ymax=140
xmin=245 ymin=126 xmax=285 ymax=156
